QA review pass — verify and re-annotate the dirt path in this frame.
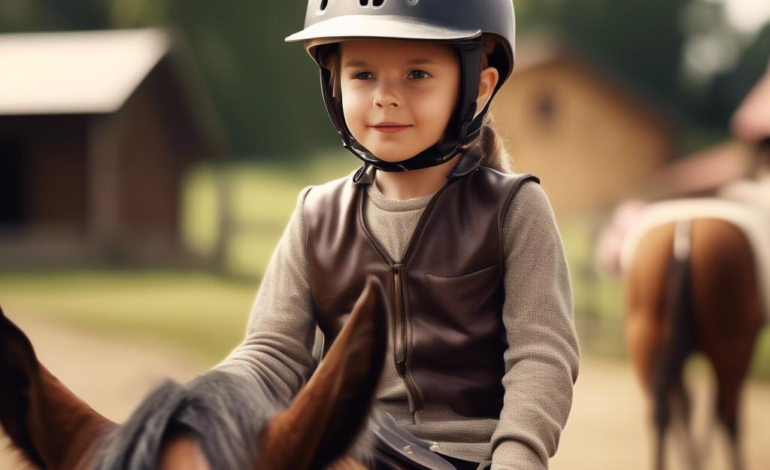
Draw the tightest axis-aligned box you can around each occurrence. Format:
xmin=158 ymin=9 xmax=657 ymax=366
xmin=2 ymin=310 xmax=769 ymax=470
xmin=552 ymin=355 xmax=770 ymax=470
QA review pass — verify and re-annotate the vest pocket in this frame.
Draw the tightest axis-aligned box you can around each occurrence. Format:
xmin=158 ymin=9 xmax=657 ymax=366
xmin=423 ymin=263 xmax=501 ymax=320
xmin=424 ymin=263 xmax=499 ymax=283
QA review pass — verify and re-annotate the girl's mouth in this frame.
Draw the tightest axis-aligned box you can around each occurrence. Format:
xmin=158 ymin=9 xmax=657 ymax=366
xmin=371 ymin=125 xmax=412 ymax=134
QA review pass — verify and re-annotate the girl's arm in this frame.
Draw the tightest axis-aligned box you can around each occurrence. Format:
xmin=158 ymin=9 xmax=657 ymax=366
xmin=490 ymin=182 xmax=581 ymax=470
xmin=211 ymin=186 xmax=318 ymax=407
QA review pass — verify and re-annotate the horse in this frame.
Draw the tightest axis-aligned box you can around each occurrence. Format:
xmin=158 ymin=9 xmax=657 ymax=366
xmin=593 ymin=61 xmax=770 ymax=470
xmin=0 ymin=275 xmax=390 ymax=470
xmin=622 ymin=213 xmax=765 ymax=470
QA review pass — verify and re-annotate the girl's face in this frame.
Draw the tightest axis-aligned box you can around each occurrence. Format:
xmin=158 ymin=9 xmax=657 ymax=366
xmin=339 ymin=39 xmax=461 ymax=163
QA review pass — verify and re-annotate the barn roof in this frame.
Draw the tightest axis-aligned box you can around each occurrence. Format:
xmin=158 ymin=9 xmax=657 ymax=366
xmin=0 ymin=28 xmax=170 ymax=115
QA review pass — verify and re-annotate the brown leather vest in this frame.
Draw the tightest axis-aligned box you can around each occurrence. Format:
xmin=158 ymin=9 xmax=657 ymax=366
xmin=304 ymin=162 xmax=540 ymax=418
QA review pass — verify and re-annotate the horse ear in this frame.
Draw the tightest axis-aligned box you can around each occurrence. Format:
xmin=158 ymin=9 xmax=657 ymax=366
xmin=0 ymin=304 xmax=115 ymax=470
xmin=258 ymin=276 xmax=389 ymax=470
xmin=0 ymin=304 xmax=48 ymax=468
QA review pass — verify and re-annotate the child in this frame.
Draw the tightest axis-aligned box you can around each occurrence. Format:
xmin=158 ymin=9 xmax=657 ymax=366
xmin=214 ymin=2 xmax=581 ymax=469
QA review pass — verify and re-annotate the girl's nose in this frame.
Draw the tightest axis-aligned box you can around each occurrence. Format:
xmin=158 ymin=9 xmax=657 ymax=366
xmin=373 ymin=87 xmax=400 ymax=108
xmin=374 ymin=97 xmax=400 ymax=108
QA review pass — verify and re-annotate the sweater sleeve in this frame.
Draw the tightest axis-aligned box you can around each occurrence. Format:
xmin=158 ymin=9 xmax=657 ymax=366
xmin=489 ymin=181 xmax=581 ymax=470
xmin=211 ymin=185 xmax=318 ymax=407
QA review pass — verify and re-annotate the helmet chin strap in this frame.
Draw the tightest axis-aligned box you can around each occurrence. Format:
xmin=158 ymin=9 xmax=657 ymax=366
xmin=318 ymin=36 xmax=494 ymax=180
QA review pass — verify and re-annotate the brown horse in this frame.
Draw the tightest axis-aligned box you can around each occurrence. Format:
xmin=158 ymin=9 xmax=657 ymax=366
xmin=624 ymin=216 xmax=765 ymax=470
xmin=0 ymin=275 xmax=389 ymax=470
xmin=619 ymin=60 xmax=770 ymax=470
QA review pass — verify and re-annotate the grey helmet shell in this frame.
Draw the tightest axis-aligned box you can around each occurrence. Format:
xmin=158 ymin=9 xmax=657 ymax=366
xmin=285 ymin=0 xmax=517 ymax=176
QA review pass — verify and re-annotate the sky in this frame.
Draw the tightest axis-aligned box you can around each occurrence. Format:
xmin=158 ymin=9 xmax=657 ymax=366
xmin=718 ymin=0 xmax=770 ymax=34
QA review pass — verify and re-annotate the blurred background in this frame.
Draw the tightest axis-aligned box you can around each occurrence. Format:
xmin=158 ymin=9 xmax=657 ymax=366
xmin=1 ymin=1 xmax=770 ymax=469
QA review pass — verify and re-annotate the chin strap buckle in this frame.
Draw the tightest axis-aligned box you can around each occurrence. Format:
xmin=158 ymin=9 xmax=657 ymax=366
xmin=459 ymin=102 xmax=478 ymax=140
xmin=353 ymin=162 xmax=371 ymax=183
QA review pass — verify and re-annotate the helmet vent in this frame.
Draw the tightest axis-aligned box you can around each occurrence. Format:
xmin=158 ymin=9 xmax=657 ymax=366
xmin=319 ymin=0 xmax=329 ymax=11
xmin=358 ymin=0 xmax=387 ymax=7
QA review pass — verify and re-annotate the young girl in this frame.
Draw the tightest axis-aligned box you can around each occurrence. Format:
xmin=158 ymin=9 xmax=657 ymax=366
xmin=214 ymin=2 xmax=581 ymax=469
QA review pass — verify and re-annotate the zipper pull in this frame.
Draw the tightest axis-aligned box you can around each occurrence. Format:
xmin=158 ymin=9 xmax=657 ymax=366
xmin=392 ymin=263 xmax=406 ymax=372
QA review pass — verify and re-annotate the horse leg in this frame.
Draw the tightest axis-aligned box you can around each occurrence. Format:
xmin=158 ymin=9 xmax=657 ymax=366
xmin=670 ymin=381 xmax=700 ymax=470
xmin=625 ymin=297 xmax=669 ymax=470
xmin=704 ymin=336 xmax=759 ymax=470
xmin=688 ymin=219 xmax=764 ymax=470
xmin=625 ymin=223 xmax=678 ymax=470
xmin=625 ymin=286 xmax=670 ymax=470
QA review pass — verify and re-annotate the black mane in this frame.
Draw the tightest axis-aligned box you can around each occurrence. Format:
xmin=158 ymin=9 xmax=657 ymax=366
xmin=92 ymin=370 xmax=279 ymax=470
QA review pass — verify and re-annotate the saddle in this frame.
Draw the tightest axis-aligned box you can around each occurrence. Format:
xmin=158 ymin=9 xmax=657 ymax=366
xmin=367 ymin=408 xmax=461 ymax=470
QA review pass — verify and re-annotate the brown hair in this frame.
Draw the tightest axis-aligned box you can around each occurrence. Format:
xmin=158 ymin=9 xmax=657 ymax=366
xmin=317 ymin=34 xmax=515 ymax=174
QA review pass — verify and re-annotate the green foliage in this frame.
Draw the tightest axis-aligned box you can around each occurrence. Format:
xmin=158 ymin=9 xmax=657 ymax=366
xmin=3 ymin=1 xmax=768 ymax=158
xmin=162 ymin=1 xmax=339 ymax=157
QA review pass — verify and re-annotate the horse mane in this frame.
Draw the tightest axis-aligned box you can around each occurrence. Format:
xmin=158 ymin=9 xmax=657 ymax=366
xmin=93 ymin=370 xmax=279 ymax=470
xmin=92 ymin=369 xmax=378 ymax=470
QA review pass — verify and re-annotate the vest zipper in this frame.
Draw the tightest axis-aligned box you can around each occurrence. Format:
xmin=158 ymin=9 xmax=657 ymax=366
xmin=392 ymin=263 xmax=406 ymax=374
xmin=392 ymin=262 xmax=423 ymax=415
xmin=359 ymin=175 xmax=462 ymax=418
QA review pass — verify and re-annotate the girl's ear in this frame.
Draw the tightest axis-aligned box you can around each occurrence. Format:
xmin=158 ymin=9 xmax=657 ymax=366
xmin=475 ymin=66 xmax=500 ymax=118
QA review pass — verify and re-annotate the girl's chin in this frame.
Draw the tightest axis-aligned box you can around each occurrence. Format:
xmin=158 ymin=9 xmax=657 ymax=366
xmin=364 ymin=146 xmax=431 ymax=164
xmin=370 ymin=154 xmax=414 ymax=163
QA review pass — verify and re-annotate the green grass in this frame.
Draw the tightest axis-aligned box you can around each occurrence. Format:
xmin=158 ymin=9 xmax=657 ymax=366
xmin=182 ymin=150 xmax=360 ymax=277
xmin=0 ymin=268 xmax=256 ymax=365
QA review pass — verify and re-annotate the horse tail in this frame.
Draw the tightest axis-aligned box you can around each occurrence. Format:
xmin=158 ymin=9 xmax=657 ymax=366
xmin=652 ymin=219 xmax=699 ymax=437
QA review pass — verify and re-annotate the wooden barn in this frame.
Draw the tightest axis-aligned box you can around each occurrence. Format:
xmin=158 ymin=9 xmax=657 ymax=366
xmin=491 ymin=33 xmax=681 ymax=217
xmin=0 ymin=27 xmax=228 ymax=268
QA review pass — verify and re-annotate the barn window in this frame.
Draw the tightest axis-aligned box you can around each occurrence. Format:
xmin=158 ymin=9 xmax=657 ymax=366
xmin=0 ymin=139 xmax=27 ymax=226
xmin=535 ymin=89 xmax=557 ymax=126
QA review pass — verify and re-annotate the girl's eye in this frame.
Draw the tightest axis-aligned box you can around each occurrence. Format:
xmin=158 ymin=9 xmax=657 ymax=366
xmin=408 ymin=70 xmax=431 ymax=79
xmin=353 ymin=72 xmax=374 ymax=80
xmin=351 ymin=70 xmax=431 ymax=80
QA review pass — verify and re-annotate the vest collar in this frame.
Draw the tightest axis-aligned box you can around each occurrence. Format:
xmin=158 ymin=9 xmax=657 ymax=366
xmin=352 ymin=146 xmax=483 ymax=186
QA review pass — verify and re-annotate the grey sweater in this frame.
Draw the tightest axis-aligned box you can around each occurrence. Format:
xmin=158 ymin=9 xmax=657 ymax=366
xmin=213 ymin=168 xmax=581 ymax=470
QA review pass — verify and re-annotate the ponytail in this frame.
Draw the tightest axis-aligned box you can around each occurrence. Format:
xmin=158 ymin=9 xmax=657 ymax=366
xmin=476 ymin=114 xmax=515 ymax=173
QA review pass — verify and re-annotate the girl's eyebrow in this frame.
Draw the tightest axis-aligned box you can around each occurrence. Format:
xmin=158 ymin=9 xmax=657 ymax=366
xmin=343 ymin=58 xmax=437 ymax=68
